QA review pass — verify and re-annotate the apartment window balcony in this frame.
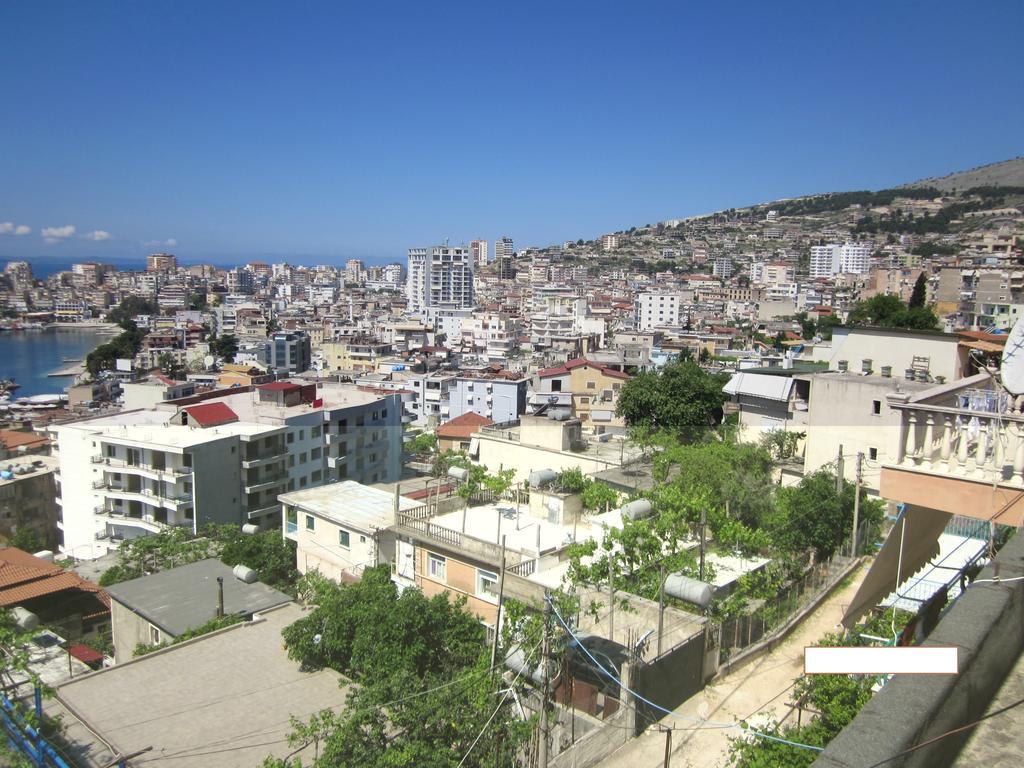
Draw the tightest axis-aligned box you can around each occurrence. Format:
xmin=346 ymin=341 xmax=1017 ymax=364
xmin=882 ymin=373 xmax=1024 ymax=526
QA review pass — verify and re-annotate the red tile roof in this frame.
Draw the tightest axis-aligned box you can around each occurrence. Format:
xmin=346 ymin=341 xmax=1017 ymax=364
xmin=183 ymin=402 xmax=239 ymax=427
xmin=537 ymin=358 xmax=631 ymax=380
xmin=257 ymin=381 xmax=302 ymax=392
xmin=0 ymin=548 xmax=110 ymax=609
xmin=0 ymin=430 xmax=49 ymax=452
xmin=437 ymin=412 xmax=494 ymax=440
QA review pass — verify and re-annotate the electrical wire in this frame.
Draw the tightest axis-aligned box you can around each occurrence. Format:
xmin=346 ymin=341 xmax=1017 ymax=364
xmin=455 ymin=640 xmax=541 ymax=768
xmin=862 ymin=695 xmax=1024 ymax=768
xmin=544 ymin=595 xmax=825 ymax=753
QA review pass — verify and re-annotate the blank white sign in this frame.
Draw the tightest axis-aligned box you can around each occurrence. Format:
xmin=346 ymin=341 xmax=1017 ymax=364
xmin=805 ymin=647 xmax=958 ymax=675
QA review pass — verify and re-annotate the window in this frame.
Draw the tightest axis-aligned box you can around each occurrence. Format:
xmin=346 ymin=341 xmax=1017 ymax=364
xmin=311 ymin=469 xmax=322 ymax=482
xmin=286 ymin=507 xmax=297 ymax=534
xmin=311 ymin=447 xmax=321 ymax=460
xmin=586 ymin=381 xmax=596 ymax=389
xmin=338 ymin=529 xmax=350 ymax=548
xmin=288 ymin=455 xmax=295 ymax=467
xmin=150 ymin=624 xmax=162 ymax=645
xmin=872 ymin=400 xmax=882 ymax=415
xmin=287 ymin=432 xmax=295 ymax=444
xmin=477 ymin=569 xmax=499 ymax=603
xmin=305 ymin=514 xmax=315 ymax=531
xmin=360 ymin=535 xmax=367 ymax=543
xmin=299 ymin=430 xmax=305 ymax=440
xmin=551 ymin=380 xmax=562 ymax=392
xmin=382 ymin=408 xmax=388 ymax=419
xmin=869 ymin=447 xmax=878 ymax=461
xmin=579 ymin=397 xmax=589 ymax=405
xmin=428 ymin=554 xmax=446 ymax=581
xmin=300 ymin=452 xmax=307 ymax=464
xmin=312 ymin=426 xmax=321 ymax=438
xmin=300 ymin=477 xmax=308 ymax=488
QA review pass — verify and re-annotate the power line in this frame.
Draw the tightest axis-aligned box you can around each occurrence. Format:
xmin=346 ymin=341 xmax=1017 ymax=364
xmin=863 ymin=695 xmax=1024 ymax=768
xmin=544 ymin=596 xmax=824 ymax=753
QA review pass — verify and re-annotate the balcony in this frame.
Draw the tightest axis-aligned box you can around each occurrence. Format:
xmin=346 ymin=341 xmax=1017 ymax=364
xmin=882 ymin=372 xmax=1024 ymax=526
xmin=248 ymin=503 xmax=281 ymax=520
xmin=244 ymin=473 xmax=287 ymax=493
xmin=242 ymin=454 xmax=284 ymax=469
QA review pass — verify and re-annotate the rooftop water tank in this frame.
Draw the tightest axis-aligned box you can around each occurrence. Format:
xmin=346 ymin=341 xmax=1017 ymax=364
xmin=663 ymin=574 xmax=713 ymax=609
xmin=448 ymin=466 xmax=469 ymax=482
xmin=12 ymin=607 xmax=39 ymax=632
xmin=233 ymin=564 xmax=258 ymax=584
xmin=619 ymin=499 xmax=653 ymax=521
xmin=528 ymin=469 xmax=557 ymax=489
xmin=241 ymin=524 xmax=260 ymax=535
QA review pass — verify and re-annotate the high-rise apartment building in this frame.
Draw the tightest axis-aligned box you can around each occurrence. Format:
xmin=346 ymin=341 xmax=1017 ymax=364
xmin=494 ymin=236 xmax=514 ymax=260
xmin=601 ymin=234 xmax=619 ymax=251
xmin=470 ymin=240 xmax=489 ymax=268
xmin=810 ymin=242 xmax=873 ymax=278
xmin=226 ymin=267 xmax=254 ymax=294
xmin=636 ymin=292 xmax=685 ymax=331
xmin=406 ymin=245 xmax=474 ymax=313
xmin=345 ymin=259 xmax=365 ymax=285
xmin=146 ymin=253 xmax=177 ymax=272
xmin=50 ymin=381 xmax=402 ymax=559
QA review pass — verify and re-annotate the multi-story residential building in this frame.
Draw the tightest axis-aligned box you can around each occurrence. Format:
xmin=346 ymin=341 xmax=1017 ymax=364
xmin=601 ymin=234 xmax=619 ymax=251
xmin=226 ymin=268 xmax=254 ymax=294
xmin=446 ymin=369 xmax=529 ymax=424
xmin=51 ymin=381 xmax=402 ymax=559
xmin=345 ymin=259 xmax=365 ymax=285
xmin=712 ymin=257 xmax=733 ymax=278
xmin=494 ymin=236 xmax=514 ymax=261
xmin=146 ymin=253 xmax=177 ymax=272
xmin=282 ymin=480 xmax=421 ymax=583
xmin=810 ymin=242 xmax=873 ymax=278
xmin=470 ymin=239 xmax=489 ymax=268
xmin=533 ymin=358 xmax=630 ymax=434
xmin=0 ymin=456 xmax=60 ymax=551
xmin=497 ymin=254 xmax=516 ymax=281
xmin=269 ymin=330 xmax=311 ymax=374
xmin=636 ymin=292 xmax=685 ymax=331
xmin=406 ymin=245 xmax=474 ymax=312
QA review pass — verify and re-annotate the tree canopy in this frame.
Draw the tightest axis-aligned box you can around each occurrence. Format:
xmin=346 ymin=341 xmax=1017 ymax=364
xmin=847 ymin=293 xmax=939 ymax=331
xmin=615 ymin=361 xmax=728 ymax=440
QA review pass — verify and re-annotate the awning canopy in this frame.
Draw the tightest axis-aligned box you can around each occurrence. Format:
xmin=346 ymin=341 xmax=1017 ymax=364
xmin=723 ymin=372 xmax=794 ymax=402
xmin=841 ymin=505 xmax=950 ymax=628
xmin=959 ymin=340 xmax=1004 ymax=354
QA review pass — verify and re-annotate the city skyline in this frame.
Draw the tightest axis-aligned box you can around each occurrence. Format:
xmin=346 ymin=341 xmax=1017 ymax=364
xmin=2 ymin=1 xmax=1022 ymax=265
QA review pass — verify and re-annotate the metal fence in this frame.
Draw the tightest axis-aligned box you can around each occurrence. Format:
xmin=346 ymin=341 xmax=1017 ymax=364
xmin=719 ymin=543 xmax=856 ymax=662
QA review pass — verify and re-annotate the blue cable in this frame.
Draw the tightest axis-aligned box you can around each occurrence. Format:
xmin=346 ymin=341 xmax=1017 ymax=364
xmin=544 ymin=596 xmax=825 ymax=753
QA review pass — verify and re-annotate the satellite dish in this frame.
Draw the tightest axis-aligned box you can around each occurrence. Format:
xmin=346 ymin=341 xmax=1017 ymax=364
xmin=1000 ymin=314 xmax=1024 ymax=395
xmin=204 ymin=355 xmax=215 ymax=368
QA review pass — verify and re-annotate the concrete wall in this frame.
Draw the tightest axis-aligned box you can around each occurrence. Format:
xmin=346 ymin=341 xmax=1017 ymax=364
xmin=476 ymin=433 xmax=619 ymax=484
xmin=827 ymin=328 xmax=964 ymax=382
xmin=191 ymin=436 xmax=244 ymax=528
xmin=415 ymin=544 xmax=499 ymax=624
xmin=110 ymin=598 xmax=171 ymax=664
xmin=814 ymin=533 xmax=1024 ymax=768
xmin=287 ymin=507 xmax=379 ymax=582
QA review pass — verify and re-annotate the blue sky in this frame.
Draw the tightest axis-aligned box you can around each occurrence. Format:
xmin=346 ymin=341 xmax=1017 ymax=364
xmin=1 ymin=0 xmax=1022 ymax=267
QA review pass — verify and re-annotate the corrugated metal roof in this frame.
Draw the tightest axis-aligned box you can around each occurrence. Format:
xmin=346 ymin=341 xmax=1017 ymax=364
xmin=723 ymin=372 xmax=794 ymax=402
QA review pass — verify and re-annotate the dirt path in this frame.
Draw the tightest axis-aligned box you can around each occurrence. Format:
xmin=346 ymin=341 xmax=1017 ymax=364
xmin=597 ymin=561 xmax=870 ymax=768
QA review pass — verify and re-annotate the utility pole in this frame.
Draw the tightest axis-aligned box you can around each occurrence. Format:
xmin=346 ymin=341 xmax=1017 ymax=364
xmin=836 ymin=444 xmax=844 ymax=494
xmin=539 ymin=596 xmax=551 ymax=768
xmin=657 ymin=564 xmax=666 ymax=657
xmin=851 ymin=452 xmax=863 ymax=557
xmin=699 ymin=506 xmax=707 ymax=582
xmin=608 ymin=554 xmax=615 ymax=644
xmin=489 ymin=536 xmax=507 ymax=673
xmin=662 ymin=725 xmax=673 ymax=767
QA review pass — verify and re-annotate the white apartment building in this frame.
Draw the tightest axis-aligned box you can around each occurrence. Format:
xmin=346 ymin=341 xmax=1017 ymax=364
xmin=810 ymin=242 xmax=874 ymax=278
xmin=601 ymin=234 xmax=619 ymax=251
xmin=406 ymin=245 xmax=474 ymax=313
xmin=51 ymin=381 xmax=403 ymax=560
xmin=712 ymin=257 xmax=734 ymax=279
xmin=636 ymin=292 xmax=685 ymax=331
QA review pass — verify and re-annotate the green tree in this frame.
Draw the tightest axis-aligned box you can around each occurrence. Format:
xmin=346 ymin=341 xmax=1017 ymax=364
xmin=616 ymin=361 xmax=728 ymax=441
xmin=209 ymin=333 xmax=239 ymax=363
xmin=406 ymin=432 xmax=437 ymax=456
xmin=106 ymin=296 xmax=158 ymax=328
xmin=769 ymin=469 xmax=884 ymax=559
xmin=908 ymin=273 xmax=927 ymax=309
xmin=6 ymin=527 xmax=43 ymax=552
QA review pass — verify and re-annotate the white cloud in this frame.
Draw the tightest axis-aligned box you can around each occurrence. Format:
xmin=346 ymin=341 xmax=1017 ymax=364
xmin=41 ymin=224 xmax=76 ymax=241
xmin=14 ymin=225 xmax=30 ymax=236
xmin=144 ymin=238 xmax=177 ymax=248
xmin=0 ymin=222 xmax=12 ymax=234
xmin=83 ymin=230 xmax=111 ymax=241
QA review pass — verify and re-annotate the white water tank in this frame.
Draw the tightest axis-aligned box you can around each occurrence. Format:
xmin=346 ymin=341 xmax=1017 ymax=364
xmin=241 ymin=524 xmax=260 ymax=535
xmin=448 ymin=466 xmax=469 ymax=482
xmin=663 ymin=574 xmax=713 ymax=608
xmin=12 ymin=606 xmax=39 ymax=631
xmin=528 ymin=469 xmax=557 ymax=489
xmin=619 ymin=499 xmax=653 ymax=521
xmin=233 ymin=564 xmax=258 ymax=584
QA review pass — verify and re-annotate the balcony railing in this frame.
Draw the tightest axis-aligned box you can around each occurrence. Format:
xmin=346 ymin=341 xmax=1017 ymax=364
xmin=890 ymin=373 xmax=1024 ymax=486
